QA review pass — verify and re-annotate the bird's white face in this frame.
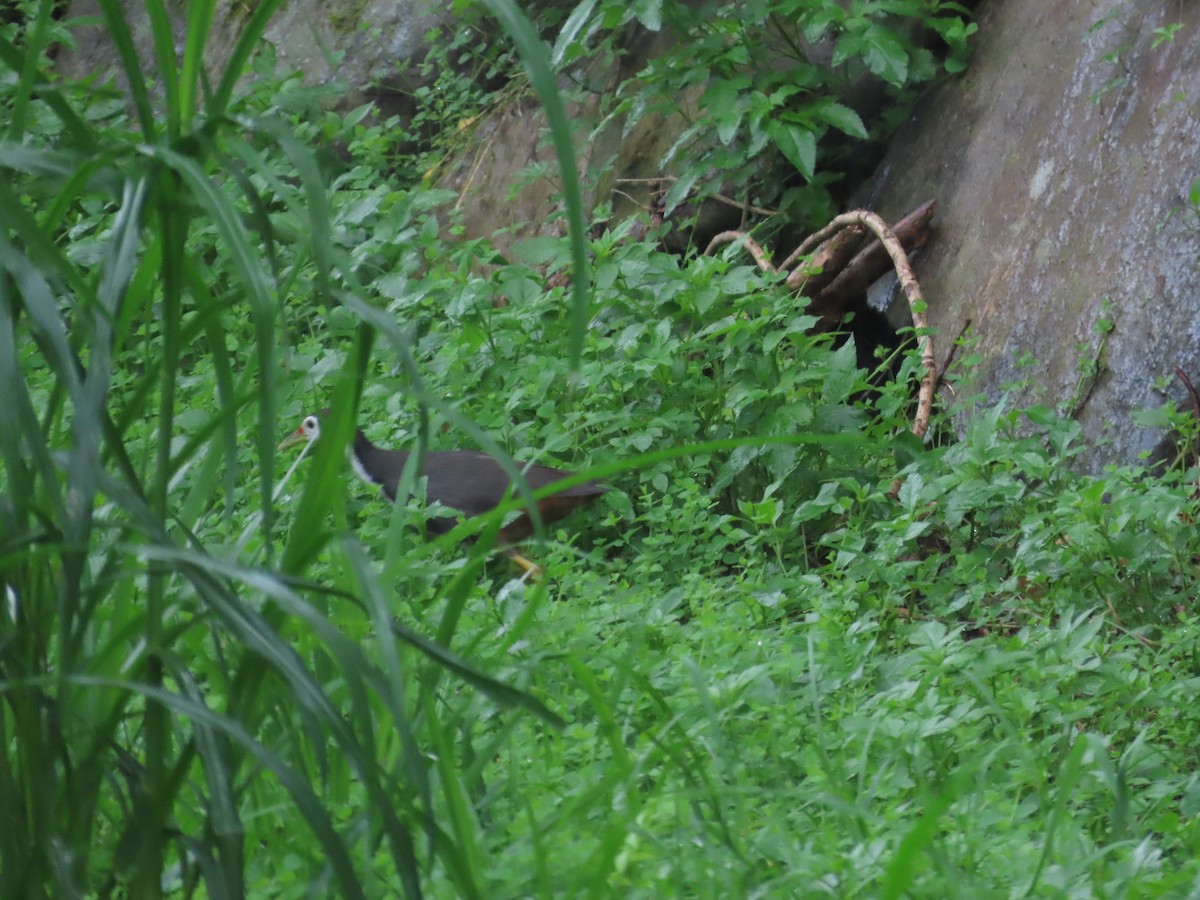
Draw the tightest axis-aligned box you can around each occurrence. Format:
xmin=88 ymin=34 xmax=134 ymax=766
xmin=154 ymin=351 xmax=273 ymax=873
xmin=279 ymin=413 xmax=322 ymax=450
xmin=299 ymin=414 xmax=321 ymax=443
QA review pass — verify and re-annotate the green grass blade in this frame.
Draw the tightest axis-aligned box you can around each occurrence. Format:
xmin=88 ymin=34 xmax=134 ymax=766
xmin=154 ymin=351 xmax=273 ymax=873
xmin=246 ymin=117 xmax=334 ymax=300
xmin=281 ymin=326 xmax=372 ymax=573
xmin=389 ymin=617 xmax=566 ymax=729
xmin=1024 ymin=733 xmax=1091 ymax=896
xmin=5 ymin=0 xmax=55 ymax=141
xmin=93 ymin=0 xmax=156 ymax=139
xmin=482 ymin=0 xmax=590 ymax=365
xmin=423 ymin=692 xmax=484 ymax=900
xmin=878 ymin=779 xmax=958 ymax=899
xmin=179 ymin=0 xmax=217 ymax=128
xmin=0 ymin=34 xmax=94 ymax=148
xmin=149 ymin=145 xmax=281 ymax=554
xmin=0 ymin=178 xmax=97 ymax=302
xmin=161 ymin=653 xmax=245 ymax=899
xmin=342 ymin=541 xmax=429 ymax=900
xmin=45 ymin=675 xmax=371 ymax=900
xmin=210 ymin=0 xmax=289 ymax=119
xmin=142 ymin=0 xmax=181 ymax=139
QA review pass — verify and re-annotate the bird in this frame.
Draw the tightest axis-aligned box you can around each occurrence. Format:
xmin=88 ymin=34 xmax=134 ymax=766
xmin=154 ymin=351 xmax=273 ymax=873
xmin=280 ymin=412 xmax=607 ymax=576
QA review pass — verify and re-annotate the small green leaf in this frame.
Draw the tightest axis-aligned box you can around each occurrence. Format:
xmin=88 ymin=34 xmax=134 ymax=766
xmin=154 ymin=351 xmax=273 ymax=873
xmin=897 ymin=471 xmax=924 ymax=513
xmin=1131 ymin=405 xmax=1173 ymax=429
xmin=633 ymin=0 xmax=662 ymax=31
xmin=769 ymin=121 xmax=816 ymax=180
xmin=551 ymin=0 xmax=599 ymax=65
xmin=814 ymin=101 xmax=868 ymax=139
xmin=837 ymin=25 xmax=909 ymax=86
xmin=892 ymin=430 xmax=926 ymax=468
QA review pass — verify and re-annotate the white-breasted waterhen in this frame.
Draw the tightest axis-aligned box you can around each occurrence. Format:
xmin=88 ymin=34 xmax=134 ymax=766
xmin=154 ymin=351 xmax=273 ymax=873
xmin=280 ymin=412 xmax=607 ymax=576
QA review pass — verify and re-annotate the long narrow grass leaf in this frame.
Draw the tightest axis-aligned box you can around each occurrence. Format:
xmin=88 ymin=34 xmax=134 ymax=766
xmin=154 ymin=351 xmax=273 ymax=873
xmin=142 ymin=0 xmax=181 ymax=139
xmin=15 ymin=675 xmax=371 ymax=900
xmin=210 ymin=0 xmax=289 ymax=119
xmin=481 ymin=0 xmax=590 ymax=364
xmin=150 ymin=145 xmax=280 ymax=553
xmin=0 ymin=34 xmax=94 ymax=147
xmin=6 ymin=0 xmax=55 ymax=141
xmin=93 ymin=0 xmax=155 ymax=139
xmin=180 ymin=0 xmax=217 ymax=128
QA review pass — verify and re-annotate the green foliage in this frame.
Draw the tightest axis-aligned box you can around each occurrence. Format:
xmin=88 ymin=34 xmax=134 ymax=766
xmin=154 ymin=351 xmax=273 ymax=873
xmin=561 ymin=0 xmax=976 ymax=226
xmin=1150 ymin=22 xmax=1184 ymax=49
xmin=0 ymin=0 xmax=582 ymax=895
xmin=4 ymin=0 xmax=1200 ymax=897
xmin=1061 ymin=297 xmax=1115 ymax=418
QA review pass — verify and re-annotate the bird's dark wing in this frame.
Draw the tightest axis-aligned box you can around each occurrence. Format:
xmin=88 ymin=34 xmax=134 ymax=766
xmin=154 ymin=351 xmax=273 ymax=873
xmin=422 ymin=451 xmax=605 ymax=517
xmin=422 ymin=451 xmax=521 ymax=517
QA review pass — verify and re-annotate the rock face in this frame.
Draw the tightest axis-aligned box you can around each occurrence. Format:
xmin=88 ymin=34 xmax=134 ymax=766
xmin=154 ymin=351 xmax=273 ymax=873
xmin=56 ymin=0 xmax=448 ymax=108
xmin=866 ymin=0 xmax=1200 ymax=469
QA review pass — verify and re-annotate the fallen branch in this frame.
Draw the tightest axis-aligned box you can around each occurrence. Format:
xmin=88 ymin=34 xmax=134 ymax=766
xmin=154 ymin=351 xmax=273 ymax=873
xmin=708 ymin=206 xmax=938 ymax=441
xmin=784 ymin=224 xmax=866 ymax=295
xmin=617 ymin=177 xmax=779 ymax=218
xmin=1174 ymin=366 xmax=1200 ymax=421
xmin=808 ymin=202 xmax=936 ymax=320
xmin=705 ymin=231 xmax=774 ymax=272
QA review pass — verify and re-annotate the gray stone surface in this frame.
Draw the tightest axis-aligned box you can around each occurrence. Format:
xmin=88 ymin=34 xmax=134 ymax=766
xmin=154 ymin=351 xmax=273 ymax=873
xmin=867 ymin=0 xmax=1200 ymax=468
xmin=56 ymin=0 xmax=448 ymax=103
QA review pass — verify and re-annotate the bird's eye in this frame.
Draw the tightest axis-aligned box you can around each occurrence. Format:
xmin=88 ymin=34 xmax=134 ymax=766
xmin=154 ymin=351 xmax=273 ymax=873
xmin=303 ymin=416 xmax=319 ymax=435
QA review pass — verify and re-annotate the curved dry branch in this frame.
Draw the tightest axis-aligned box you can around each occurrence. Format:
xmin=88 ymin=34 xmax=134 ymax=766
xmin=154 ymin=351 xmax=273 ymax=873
xmin=784 ymin=224 xmax=865 ymax=293
xmin=705 ymin=231 xmax=776 ymax=274
xmin=617 ymin=177 xmax=780 ymax=217
xmin=704 ymin=208 xmax=938 ymax=442
xmin=792 ymin=210 xmax=937 ymax=440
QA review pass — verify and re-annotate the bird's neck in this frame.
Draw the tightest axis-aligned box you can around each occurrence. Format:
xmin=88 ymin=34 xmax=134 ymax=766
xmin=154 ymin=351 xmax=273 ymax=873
xmin=349 ymin=429 xmax=380 ymax=488
xmin=348 ymin=429 xmax=411 ymax=490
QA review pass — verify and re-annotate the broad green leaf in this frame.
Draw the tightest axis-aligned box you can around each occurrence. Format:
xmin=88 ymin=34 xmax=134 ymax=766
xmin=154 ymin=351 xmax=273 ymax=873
xmin=858 ymin=25 xmax=909 ymax=86
xmin=768 ymin=121 xmax=817 ymax=180
xmin=633 ymin=0 xmax=662 ymax=31
xmin=551 ymin=0 xmax=599 ymax=65
xmin=814 ymin=100 xmax=868 ymax=139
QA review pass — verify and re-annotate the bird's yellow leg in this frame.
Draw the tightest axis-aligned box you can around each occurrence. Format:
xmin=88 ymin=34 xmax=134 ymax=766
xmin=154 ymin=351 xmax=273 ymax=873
xmin=506 ymin=547 xmax=543 ymax=582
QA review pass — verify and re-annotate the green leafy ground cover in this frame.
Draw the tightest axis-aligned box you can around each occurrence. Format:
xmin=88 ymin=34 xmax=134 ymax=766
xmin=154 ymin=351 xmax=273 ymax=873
xmin=3 ymin=0 xmax=1200 ymax=896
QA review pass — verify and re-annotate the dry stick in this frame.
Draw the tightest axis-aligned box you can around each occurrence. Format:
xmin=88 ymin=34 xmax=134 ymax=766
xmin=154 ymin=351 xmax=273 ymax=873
xmin=712 ymin=210 xmax=938 ymax=441
xmin=785 ymin=224 xmax=866 ymax=294
xmin=934 ymin=317 xmax=973 ymax=401
xmin=617 ymin=177 xmax=779 ymax=218
xmin=816 ymin=212 xmax=935 ymax=438
xmin=807 ymin=202 xmax=937 ymax=319
xmin=452 ymin=127 xmax=497 ymax=211
xmin=1106 ymin=597 xmax=1158 ymax=649
xmin=705 ymin=230 xmax=777 ymax=273
xmin=1174 ymin=366 xmax=1200 ymax=421
xmin=1172 ymin=366 xmax=1200 ymax=497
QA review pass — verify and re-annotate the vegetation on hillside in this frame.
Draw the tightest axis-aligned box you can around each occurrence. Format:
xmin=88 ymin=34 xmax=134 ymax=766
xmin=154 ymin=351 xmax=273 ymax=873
xmin=2 ymin=0 xmax=1199 ymax=897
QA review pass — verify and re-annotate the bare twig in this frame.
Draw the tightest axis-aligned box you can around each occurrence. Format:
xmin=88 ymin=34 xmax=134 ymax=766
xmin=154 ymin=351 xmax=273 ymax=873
xmin=706 ymin=208 xmax=937 ymax=439
xmin=936 ymin=318 xmax=973 ymax=394
xmin=1172 ymin=366 xmax=1200 ymax=493
xmin=616 ymin=177 xmax=779 ymax=217
xmin=705 ymin=231 xmax=776 ymax=273
xmin=1106 ymin=597 xmax=1158 ymax=649
xmin=801 ymin=210 xmax=937 ymax=439
xmin=807 ymin=202 xmax=937 ymax=319
xmin=705 ymin=206 xmax=938 ymax=468
xmin=784 ymin=225 xmax=866 ymax=293
xmin=1174 ymin=366 xmax=1200 ymax=420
